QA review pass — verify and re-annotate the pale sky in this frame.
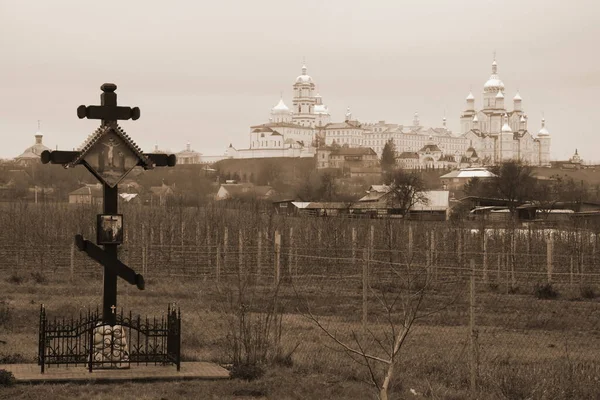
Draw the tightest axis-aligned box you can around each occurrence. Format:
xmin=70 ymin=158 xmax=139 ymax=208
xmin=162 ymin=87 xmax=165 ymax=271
xmin=1 ymin=0 xmax=598 ymax=162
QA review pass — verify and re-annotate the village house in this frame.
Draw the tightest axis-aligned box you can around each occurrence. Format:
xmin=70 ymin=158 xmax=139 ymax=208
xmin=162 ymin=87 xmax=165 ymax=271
xmin=350 ymin=185 xmax=450 ymax=220
xmin=215 ymin=182 xmax=275 ymax=201
xmin=440 ymin=167 xmax=496 ymax=198
xmin=68 ymin=183 xmax=103 ymax=205
xmin=148 ymin=182 xmax=176 ymax=206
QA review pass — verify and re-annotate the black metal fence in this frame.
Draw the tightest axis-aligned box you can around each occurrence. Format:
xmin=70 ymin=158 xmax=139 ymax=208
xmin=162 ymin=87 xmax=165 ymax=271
xmin=38 ymin=304 xmax=181 ymax=373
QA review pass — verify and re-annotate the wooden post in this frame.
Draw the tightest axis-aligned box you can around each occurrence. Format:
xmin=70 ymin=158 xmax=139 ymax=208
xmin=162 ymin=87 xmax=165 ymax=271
xmin=546 ymin=232 xmax=553 ymax=284
xmin=238 ymin=229 xmax=243 ymax=276
xmin=469 ymin=259 xmax=477 ymax=395
xmin=408 ymin=225 xmax=413 ymax=261
xmin=430 ymin=230 xmax=436 ymax=280
xmin=216 ymin=247 xmax=221 ymax=283
xmin=352 ymin=227 xmax=357 ymax=264
xmin=510 ymin=233 xmax=516 ymax=289
xmin=363 ymin=247 xmax=369 ymax=331
xmin=274 ymin=230 xmax=281 ymax=285
xmin=223 ymin=227 xmax=228 ymax=273
xmin=482 ymin=233 xmax=488 ymax=284
xmin=570 ymin=256 xmax=574 ymax=289
xmin=370 ymin=225 xmax=375 ymax=257
xmin=457 ymin=228 xmax=462 ymax=267
xmin=206 ymin=224 xmax=211 ymax=275
xmin=257 ymin=229 xmax=262 ymax=279
xmin=70 ymin=243 xmax=75 ymax=281
xmin=288 ymin=227 xmax=294 ymax=278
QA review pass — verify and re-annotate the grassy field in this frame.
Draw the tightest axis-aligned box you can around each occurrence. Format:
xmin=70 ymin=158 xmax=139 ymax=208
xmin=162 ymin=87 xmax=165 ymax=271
xmin=1 ymin=268 xmax=599 ymax=399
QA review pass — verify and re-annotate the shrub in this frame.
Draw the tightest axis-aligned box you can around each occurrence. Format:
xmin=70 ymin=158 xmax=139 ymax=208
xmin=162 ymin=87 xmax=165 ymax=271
xmin=487 ymin=282 xmax=499 ymax=292
xmin=580 ymin=285 xmax=597 ymax=299
xmin=230 ymin=363 xmax=265 ymax=381
xmin=30 ymin=271 xmax=48 ymax=285
xmin=0 ymin=301 xmax=11 ymax=327
xmin=6 ymin=274 xmax=25 ymax=285
xmin=0 ymin=369 xmax=16 ymax=386
xmin=534 ymin=283 xmax=559 ymax=300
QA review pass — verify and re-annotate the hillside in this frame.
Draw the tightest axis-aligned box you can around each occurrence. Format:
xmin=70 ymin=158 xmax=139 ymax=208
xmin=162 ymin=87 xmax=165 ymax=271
xmin=532 ymin=166 xmax=600 ymax=186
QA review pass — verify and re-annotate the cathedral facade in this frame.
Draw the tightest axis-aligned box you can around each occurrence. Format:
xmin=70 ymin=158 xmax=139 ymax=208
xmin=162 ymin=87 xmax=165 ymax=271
xmin=459 ymin=58 xmax=551 ymax=165
xmin=226 ymin=59 xmax=551 ymax=166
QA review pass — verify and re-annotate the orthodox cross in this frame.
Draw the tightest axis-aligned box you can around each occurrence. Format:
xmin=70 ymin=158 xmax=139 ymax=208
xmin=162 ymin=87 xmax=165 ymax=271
xmin=42 ymin=83 xmax=176 ymax=325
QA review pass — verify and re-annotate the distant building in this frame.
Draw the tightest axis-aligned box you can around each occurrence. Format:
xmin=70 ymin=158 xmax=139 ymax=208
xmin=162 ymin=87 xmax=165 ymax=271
xmin=215 ymin=183 xmax=275 ymax=201
xmin=316 ymin=147 xmax=378 ymax=170
xmin=149 ymin=183 xmax=175 ymax=206
xmin=69 ymin=184 xmax=103 ymax=205
xmin=440 ymin=167 xmax=497 ymax=198
xmin=550 ymin=149 xmax=584 ymax=170
xmin=176 ymin=143 xmax=201 ymax=164
xmin=460 ymin=58 xmax=551 ymax=165
xmin=15 ymin=134 xmax=51 ymax=166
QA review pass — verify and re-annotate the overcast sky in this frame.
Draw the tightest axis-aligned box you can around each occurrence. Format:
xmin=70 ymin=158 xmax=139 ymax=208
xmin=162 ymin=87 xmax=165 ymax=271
xmin=1 ymin=0 xmax=598 ymax=162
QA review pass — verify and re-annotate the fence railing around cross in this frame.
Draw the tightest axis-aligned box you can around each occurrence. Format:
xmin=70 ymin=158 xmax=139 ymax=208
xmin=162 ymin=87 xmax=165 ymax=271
xmin=38 ymin=304 xmax=181 ymax=373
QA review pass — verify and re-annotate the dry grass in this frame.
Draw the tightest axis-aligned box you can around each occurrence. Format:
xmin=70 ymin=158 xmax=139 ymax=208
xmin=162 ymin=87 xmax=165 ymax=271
xmin=1 ymin=272 xmax=599 ymax=399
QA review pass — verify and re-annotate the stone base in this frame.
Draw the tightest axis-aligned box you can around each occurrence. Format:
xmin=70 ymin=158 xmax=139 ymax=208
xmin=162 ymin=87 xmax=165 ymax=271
xmin=91 ymin=324 xmax=130 ymax=369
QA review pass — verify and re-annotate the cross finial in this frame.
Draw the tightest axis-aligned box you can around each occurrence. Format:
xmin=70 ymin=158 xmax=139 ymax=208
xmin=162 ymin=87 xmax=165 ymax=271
xmin=37 ymin=120 xmax=41 ymax=131
xmin=110 ymin=305 xmax=116 ymax=314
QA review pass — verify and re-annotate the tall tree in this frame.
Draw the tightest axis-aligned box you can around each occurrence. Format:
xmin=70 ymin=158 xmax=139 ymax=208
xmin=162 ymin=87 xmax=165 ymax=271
xmin=319 ymin=172 xmax=337 ymax=201
xmin=384 ymin=169 xmax=428 ymax=217
xmin=489 ymin=160 xmax=536 ymax=212
xmin=380 ymin=139 xmax=397 ymax=173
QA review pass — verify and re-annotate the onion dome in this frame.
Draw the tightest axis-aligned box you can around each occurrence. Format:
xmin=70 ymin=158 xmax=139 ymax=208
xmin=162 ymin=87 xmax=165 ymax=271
xmin=345 ymin=107 xmax=352 ymax=121
xmin=513 ymin=92 xmax=522 ymax=101
xmin=538 ymin=118 xmax=550 ymax=136
xmin=271 ymin=97 xmax=290 ymax=114
xmin=520 ymin=115 xmax=526 ymax=123
xmin=466 ymin=91 xmax=475 ymax=100
xmin=484 ymin=58 xmax=505 ymax=92
xmin=501 ymin=114 xmax=512 ymax=133
xmin=496 ymin=90 xmax=504 ymax=99
xmin=295 ymin=64 xmax=313 ymax=83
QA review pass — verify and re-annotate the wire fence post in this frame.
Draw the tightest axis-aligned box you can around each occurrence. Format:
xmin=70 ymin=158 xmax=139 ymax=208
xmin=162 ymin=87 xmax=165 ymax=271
xmin=352 ymin=227 xmax=357 ymax=265
xmin=362 ymin=247 xmax=369 ymax=331
xmin=223 ymin=227 xmax=228 ymax=275
xmin=257 ymin=229 xmax=262 ymax=279
xmin=469 ymin=258 xmax=478 ymax=396
xmin=216 ymin=246 xmax=221 ymax=284
xmin=482 ymin=232 xmax=488 ymax=284
xmin=238 ymin=229 xmax=243 ymax=277
xmin=70 ymin=243 xmax=75 ymax=281
xmin=430 ymin=230 xmax=436 ymax=282
xmin=288 ymin=227 xmax=294 ymax=279
xmin=274 ymin=230 xmax=281 ymax=285
xmin=547 ymin=232 xmax=553 ymax=284
xmin=408 ymin=224 xmax=413 ymax=262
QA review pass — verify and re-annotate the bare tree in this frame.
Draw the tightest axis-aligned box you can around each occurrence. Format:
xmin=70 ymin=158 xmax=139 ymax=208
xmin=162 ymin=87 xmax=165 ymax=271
xmin=300 ymin=261 xmax=456 ymax=400
xmin=384 ymin=169 xmax=429 ymax=217
xmin=489 ymin=160 xmax=536 ymax=213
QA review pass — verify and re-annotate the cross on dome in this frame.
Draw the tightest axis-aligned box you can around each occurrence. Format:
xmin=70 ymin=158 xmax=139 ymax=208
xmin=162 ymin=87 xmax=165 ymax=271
xmin=538 ymin=117 xmax=550 ymax=136
xmin=484 ymin=56 xmax=505 ymax=93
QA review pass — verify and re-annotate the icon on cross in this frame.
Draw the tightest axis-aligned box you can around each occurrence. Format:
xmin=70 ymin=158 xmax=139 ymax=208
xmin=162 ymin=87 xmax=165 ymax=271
xmin=111 ymin=305 xmax=116 ymax=314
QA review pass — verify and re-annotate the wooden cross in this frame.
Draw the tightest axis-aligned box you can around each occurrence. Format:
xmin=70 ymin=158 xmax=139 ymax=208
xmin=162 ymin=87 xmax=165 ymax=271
xmin=41 ymin=83 xmax=176 ymax=326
